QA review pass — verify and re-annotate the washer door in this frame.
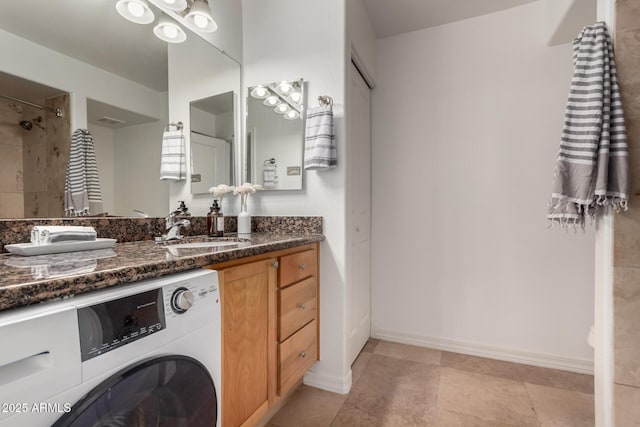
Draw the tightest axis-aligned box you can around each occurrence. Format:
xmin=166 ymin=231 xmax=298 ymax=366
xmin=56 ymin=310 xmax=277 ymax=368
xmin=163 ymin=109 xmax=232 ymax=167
xmin=53 ymin=356 xmax=217 ymax=427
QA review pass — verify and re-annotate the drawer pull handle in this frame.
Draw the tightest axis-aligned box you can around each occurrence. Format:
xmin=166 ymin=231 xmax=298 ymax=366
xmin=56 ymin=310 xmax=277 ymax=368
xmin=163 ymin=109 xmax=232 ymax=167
xmin=298 ymin=351 xmax=307 ymax=358
xmin=299 ymin=263 xmax=306 ymax=270
xmin=272 ymin=260 xmax=279 ymax=268
xmin=298 ymin=303 xmax=306 ymax=310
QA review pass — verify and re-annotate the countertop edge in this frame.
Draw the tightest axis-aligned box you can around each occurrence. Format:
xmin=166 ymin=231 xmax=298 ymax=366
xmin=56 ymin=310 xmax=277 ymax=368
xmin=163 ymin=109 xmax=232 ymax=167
xmin=0 ymin=234 xmax=324 ymax=312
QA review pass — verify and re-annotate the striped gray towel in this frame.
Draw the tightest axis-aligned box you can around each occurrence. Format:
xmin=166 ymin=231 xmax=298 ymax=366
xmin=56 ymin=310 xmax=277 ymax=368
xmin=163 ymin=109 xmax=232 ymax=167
xmin=548 ymin=22 xmax=628 ymax=228
xmin=65 ymin=129 xmax=103 ymax=216
xmin=160 ymin=130 xmax=186 ymax=180
xmin=304 ymin=105 xmax=336 ymax=170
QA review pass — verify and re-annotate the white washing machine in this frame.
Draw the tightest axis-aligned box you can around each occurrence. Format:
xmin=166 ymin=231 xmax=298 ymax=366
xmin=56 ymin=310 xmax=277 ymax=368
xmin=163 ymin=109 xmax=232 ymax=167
xmin=0 ymin=269 xmax=221 ymax=427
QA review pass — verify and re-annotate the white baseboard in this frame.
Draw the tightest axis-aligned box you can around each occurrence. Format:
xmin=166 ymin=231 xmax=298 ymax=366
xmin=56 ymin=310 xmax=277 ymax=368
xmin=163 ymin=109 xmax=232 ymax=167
xmin=303 ymin=368 xmax=352 ymax=394
xmin=371 ymin=328 xmax=594 ymax=375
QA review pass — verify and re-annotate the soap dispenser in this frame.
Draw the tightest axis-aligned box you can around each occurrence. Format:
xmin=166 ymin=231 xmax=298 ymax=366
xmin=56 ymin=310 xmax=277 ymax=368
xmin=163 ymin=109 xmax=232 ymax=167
xmin=207 ymin=200 xmax=224 ymax=237
xmin=177 ymin=201 xmax=191 ymax=218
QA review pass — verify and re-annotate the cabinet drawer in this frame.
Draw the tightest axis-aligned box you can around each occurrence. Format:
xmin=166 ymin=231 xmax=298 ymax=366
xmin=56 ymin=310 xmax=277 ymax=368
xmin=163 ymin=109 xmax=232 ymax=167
xmin=279 ymin=319 xmax=318 ymax=394
xmin=279 ymin=277 xmax=317 ymax=341
xmin=279 ymin=249 xmax=317 ymax=288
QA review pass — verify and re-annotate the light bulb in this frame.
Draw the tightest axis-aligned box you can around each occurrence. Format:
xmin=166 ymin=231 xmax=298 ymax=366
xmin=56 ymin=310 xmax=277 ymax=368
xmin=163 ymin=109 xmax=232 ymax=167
xmin=256 ymin=87 xmax=267 ymax=97
xmin=163 ymin=25 xmax=178 ymax=39
xmin=275 ymin=104 xmax=289 ymax=114
xmin=279 ymin=81 xmax=292 ymax=94
xmin=290 ymin=92 xmax=301 ymax=103
xmin=285 ymin=110 xmax=299 ymax=120
xmin=127 ymin=1 xmax=144 ymax=17
xmin=194 ymin=14 xmax=209 ymax=29
xmin=264 ymin=96 xmax=278 ymax=106
xmin=165 ymin=0 xmax=175 ymax=3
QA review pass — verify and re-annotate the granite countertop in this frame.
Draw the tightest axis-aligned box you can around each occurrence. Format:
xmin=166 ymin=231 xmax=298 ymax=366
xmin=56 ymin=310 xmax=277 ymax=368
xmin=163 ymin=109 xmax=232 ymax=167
xmin=0 ymin=233 xmax=324 ymax=312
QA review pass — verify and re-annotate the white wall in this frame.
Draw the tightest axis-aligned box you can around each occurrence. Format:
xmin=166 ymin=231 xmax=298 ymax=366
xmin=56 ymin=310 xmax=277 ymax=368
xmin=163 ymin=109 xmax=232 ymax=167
xmin=0 ymin=28 xmax=165 ymax=130
xmin=243 ymin=0 xmax=350 ymax=392
xmin=371 ymin=1 xmax=595 ymax=372
xmin=168 ymin=33 xmax=241 ymax=216
xmin=89 ymin=124 xmax=115 ymax=215
xmin=113 ymin=120 xmax=169 ymax=217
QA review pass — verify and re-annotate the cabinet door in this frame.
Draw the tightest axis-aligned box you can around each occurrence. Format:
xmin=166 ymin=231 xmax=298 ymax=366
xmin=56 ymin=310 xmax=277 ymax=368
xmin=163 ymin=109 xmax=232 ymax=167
xmin=219 ymin=258 xmax=277 ymax=427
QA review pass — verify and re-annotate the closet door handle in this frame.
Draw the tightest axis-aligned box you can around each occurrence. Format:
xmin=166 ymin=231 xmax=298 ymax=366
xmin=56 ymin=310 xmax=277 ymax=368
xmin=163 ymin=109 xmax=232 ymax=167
xmin=298 ymin=263 xmax=306 ymax=270
xmin=298 ymin=303 xmax=306 ymax=310
xmin=298 ymin=351 xmax=307 ymax=358
xmin=272 ymin=260 xmax=279 ymax=269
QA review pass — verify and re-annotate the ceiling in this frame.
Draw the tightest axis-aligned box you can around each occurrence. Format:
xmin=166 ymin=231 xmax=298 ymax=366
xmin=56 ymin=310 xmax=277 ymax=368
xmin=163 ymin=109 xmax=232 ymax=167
xmin=87 ymin=99 xmax=158 ymax=129
xmin=361 ymin=0 xmax=540 ymax=38
xmin=0 ymin=1 xmax=168 ymax=91
xmin=0 ymin=71 xmax=66 ymax=106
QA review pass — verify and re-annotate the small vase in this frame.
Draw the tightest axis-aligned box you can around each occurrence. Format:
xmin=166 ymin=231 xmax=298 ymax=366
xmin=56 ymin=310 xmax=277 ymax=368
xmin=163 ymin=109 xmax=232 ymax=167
xmin=237 ymin=204 xmax=251 ymax=236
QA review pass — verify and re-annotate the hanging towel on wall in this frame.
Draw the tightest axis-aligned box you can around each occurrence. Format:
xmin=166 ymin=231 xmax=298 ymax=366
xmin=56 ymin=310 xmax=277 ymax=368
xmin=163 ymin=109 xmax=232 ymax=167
xmin=304 ymin=105 xmax=337 ymax=170
xmin=160 ymin=129 xmax=186 ymax=181
xmin=547 ymin=21 xmax=629 ymax=228
xmin=65 ymin=129 xmax=103 ymax=216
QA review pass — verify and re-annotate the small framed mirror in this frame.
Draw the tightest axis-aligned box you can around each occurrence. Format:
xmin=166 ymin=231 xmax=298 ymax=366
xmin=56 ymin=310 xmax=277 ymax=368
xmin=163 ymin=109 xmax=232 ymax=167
xmin=246 ymin=79 xmax=304 ymax=191
xmin=190 ymin=91 xmax=235 ymax=195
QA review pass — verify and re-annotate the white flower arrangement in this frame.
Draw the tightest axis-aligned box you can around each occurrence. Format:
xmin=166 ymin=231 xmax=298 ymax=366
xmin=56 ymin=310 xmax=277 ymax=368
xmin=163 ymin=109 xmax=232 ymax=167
xmin=208 ymin=184 xmax=235 ymax=208
xmin=234 ymin=183 xmax=262 ymax=210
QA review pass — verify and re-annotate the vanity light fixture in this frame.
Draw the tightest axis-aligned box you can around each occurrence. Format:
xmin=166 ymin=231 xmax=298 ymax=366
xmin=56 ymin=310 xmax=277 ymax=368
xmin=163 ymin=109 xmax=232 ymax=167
xmin=116 ymin=0 xmax=155 ymax=24
xmin=154 ymin=13 xmax=187 ymax=43
xmin=263 ymin=96 xmax=279 ymax=107
xmin=250 ymin=85 xmax=269 ymax=99
xmin=156 ymin=0 xmax=188 ymax=11
xmin=284 ymin=110 xmax=300 ymax=120
xmin=185 ymin=0 xmax=218 ymax=33
xmin=274 ymin=103 xmax=290 ymax=114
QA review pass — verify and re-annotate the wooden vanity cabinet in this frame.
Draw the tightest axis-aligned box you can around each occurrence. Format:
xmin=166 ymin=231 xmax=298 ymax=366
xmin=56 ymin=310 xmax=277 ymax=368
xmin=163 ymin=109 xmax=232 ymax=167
xmin=208 ymin=242 xmax=319 ymax=427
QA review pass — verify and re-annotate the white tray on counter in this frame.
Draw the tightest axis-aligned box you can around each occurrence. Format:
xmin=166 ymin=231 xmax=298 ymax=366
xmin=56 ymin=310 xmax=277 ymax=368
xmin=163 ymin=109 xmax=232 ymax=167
xmin=5 ymin=239 xmax=117 ymax=256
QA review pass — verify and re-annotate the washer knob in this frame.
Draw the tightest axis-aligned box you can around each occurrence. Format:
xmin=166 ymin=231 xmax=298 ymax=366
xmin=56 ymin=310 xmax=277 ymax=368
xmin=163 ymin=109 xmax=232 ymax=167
xmin=171 ymin=288 xmax=194 ymax=313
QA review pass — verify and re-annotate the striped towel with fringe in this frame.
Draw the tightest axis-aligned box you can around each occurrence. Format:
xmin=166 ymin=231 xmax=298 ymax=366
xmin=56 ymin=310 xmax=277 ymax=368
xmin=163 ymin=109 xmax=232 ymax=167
xmin=547 ymin=21 xmax=629 ymax=228
xmin=304 ymin=105 xmax=337 ymax=170
xmin=65 ymin=129 xmax=103 ymax=216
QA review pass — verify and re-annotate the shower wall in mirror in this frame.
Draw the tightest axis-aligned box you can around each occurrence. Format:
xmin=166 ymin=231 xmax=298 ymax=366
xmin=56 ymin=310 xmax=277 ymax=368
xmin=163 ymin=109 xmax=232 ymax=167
xmin=246 ymin=79 xmax=304 ymax=191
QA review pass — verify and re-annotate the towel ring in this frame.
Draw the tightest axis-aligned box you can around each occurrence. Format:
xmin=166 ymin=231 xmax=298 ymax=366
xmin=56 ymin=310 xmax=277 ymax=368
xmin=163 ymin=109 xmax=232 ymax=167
xmin=318 ymin=96 xmax=333 ymax=106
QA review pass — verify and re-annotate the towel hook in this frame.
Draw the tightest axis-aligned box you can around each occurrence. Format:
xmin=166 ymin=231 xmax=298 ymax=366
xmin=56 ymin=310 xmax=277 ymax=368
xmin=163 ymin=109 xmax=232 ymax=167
xmin=318 ymin=96 xmax=333 ymax=106
xmin=164 ymin=121 xmax=184 ymax=132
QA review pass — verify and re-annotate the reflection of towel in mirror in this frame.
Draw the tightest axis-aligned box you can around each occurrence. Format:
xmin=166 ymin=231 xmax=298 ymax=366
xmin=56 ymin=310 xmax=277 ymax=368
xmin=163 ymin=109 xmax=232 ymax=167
xmin=31 ymin=226 xmax=97 ymax=245
xmin=304 ymin=105 xmax=336 ymax=170
xmin=160 ymin=130 xmax=186 ymax=181
xmin=65 ymin=129 xmax=103 ymax=216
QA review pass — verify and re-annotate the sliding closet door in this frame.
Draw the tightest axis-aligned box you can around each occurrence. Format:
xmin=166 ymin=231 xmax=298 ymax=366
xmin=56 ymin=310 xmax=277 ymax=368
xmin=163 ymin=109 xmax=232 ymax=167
xmin=348 ymin=61 xmax=372 ymax=365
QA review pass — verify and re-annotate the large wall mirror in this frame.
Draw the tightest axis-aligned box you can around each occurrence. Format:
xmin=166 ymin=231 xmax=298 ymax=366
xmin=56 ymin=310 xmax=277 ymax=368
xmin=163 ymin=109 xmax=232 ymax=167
xmin=246 ymin=79 xmax=305 ymax=191
xmin=0 ymin=0 xmax=240 ymax=219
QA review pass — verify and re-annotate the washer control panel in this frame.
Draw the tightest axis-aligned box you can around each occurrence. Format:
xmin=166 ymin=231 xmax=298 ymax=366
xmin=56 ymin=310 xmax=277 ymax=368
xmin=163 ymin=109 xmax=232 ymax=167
xmin=77 ymin=270 xmax=219 ymax=362
xmin=78 ymin=288 xmax=166 ymax=362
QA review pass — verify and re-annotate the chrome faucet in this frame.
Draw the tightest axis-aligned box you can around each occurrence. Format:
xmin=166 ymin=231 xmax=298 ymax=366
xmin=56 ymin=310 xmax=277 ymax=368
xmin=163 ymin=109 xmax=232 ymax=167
xmin=163 ymin=210 xmax=191 ymax=241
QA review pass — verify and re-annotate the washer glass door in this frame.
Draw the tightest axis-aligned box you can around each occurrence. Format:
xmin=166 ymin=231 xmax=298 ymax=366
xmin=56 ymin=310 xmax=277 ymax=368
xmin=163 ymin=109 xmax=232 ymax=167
xmin=53 ymin=356 xmax=217 ymax=427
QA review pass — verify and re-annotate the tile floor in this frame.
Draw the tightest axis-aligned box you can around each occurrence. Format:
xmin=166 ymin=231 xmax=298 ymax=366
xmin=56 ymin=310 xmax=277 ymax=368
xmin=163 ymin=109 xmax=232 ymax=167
xmin=267 ymin=339 xmax=594 ymax=427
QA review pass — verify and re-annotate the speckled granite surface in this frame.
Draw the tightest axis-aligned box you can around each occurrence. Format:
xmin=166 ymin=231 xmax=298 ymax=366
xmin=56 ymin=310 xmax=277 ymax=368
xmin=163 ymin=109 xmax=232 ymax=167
xmin=0 ymin=216 xmax=323 ymax=252
xmin=0 ymin=233 xmax=324 ymax=312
